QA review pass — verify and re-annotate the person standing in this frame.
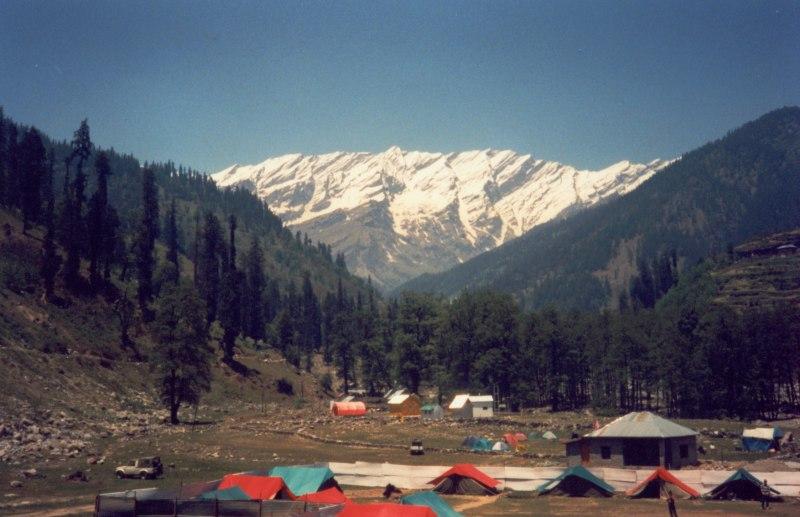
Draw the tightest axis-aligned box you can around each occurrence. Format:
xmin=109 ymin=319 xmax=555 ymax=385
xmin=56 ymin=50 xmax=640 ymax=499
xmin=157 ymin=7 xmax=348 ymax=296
xmin=761 ymin=479 xmax=771 ymax=510
xmin=666 ymin=489 xmax=678 ymax=517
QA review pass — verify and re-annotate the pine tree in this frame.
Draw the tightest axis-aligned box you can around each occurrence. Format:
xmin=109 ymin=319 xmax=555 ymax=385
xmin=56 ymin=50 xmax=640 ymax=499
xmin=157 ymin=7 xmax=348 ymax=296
xmin=134 ymin=168 xmax=159 ymax=314
xmin=0 ymin=107 xmax=6 ymax=206
xmin=218 ymin=215 xmax=242 ymax=361
xmin=152 ymin=283 xmax=212 ymax=424
xmin=197 ymin=212 xmax=223 ymax=324
xmin=242 ymin=237 xmax=266 ymax=340
xmin=164 ymin=199 xmax=180 ymax=283
xmin=40 ymin=154 xmax=60 ymax=302
xmin=87 ymin=152 xmax=111 ymax=289
xmin=62 ymin=120 xmax=92 ymax=290
xmin=19 ymin=128 xmax=47 ymax=233
xmin=5 ymin=125 xmax=19 ymax=210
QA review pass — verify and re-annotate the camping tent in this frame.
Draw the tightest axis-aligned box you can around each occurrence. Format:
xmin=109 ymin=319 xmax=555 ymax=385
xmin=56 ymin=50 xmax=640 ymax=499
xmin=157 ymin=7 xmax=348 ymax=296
xmin=331 ymin=401 xmax=367 ymax=416
xmin=421 ymin=404 xmax=444 ymax=420
xmin=491 ymin=441 xmax=510 ymax=452
xmin=626 ymin=468 xmax=699 ymax=499
xmin=429 ymin=464 xmax=500 ymax=495
xmin=401 ymin=491 xmax=463 ymax=517
xmin=388 ymin=393 xmax=422 ymax=417
xmin=297 ymin=487 xmax=351 ymax=504
xmin=542 ymin=431 xmax=557 ymax=440
xmin=471 ymin=438 xmax=492 ymax=452
xmin=267 ymin=466 xmax=339 ymax=496
xmin=461 ymin=436 xmax=479 ymax=448
xmin=217 ymin=474 xmax=296 ymax=500
xmin=339 ymin=503 xmax=436 ymax=517
xmin=197 ymin=486 xmax=251 ymax=501
xmin=503 ymin=433 xmax=519 ymax=447
xmin=742 ymin=427 xmax=783 ymax=452
xmin=536 ymin=466 xmax=615 ymax=497
xmin=705 ymin=468 xmax=781 ymax=501
xmin=514 ymin=432 xmax=527 ymax=442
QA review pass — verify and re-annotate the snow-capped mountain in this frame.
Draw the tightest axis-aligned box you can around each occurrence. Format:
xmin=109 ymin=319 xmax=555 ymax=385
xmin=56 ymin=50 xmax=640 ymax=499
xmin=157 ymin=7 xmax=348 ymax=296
xmin=212 ymin=147 xmax=672 ymax=290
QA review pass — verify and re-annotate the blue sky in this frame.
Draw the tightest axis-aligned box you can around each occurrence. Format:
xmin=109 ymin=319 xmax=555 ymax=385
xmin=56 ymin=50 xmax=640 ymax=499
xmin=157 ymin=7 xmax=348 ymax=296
xmin=1 ymin=0 xmax=798 ymax=172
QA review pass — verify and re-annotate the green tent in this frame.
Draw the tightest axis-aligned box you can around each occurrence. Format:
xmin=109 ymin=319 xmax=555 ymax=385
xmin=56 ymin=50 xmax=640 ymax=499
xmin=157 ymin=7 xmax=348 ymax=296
xmin=471 ymin=438 xmax=493 ymax=452
xmin=705 ymin=468 xmax=781 ymax=501
xmin=198 ymin=486 xmax=250 ymax=500
xmin=267 ymin=466 xmax=337 ymax=496
xmin=536 ymin=465 xmax=615 ymax=497
xmin=401 ymin=491 xmax=463 ymax=517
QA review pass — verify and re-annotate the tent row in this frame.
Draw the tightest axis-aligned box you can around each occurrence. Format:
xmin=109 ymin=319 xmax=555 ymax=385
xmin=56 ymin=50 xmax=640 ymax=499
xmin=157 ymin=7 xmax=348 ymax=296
xmin=461 ymin=431 xmax=556 ymax=453
xmin=534 ymin=465 xmax=782 ymax=501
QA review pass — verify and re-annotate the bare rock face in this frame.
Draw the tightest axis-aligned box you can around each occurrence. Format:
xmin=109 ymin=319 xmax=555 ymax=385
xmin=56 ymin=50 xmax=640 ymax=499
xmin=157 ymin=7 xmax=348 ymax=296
xmin=213 ymin=148 xmax=671 ymax=290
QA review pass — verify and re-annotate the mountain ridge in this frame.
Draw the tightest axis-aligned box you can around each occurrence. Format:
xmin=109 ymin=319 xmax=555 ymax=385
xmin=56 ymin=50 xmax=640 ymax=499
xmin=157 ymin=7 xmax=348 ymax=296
xmin=398 ymin=107 xmax=800 ymax=309
xmin=213 ymin=147 xmax=672 ymax=290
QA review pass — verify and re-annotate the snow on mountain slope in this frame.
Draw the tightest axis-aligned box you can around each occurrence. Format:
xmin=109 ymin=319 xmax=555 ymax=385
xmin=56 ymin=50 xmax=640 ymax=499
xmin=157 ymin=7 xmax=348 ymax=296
xmin=212 ymin=148 xmax=672 ymax=290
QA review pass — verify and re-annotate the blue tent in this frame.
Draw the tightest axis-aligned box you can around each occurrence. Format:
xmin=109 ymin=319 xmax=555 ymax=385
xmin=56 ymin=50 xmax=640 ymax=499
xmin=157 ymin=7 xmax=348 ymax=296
xmin=267 ymin=466 xmax=337 ymax=496
xmin=401 ymin=491 xmax=462 ymax=517
xmin=742 ymin=427 xmax=783 ymax=452
xmin=471 ymin=438 xmax=493 ymax=452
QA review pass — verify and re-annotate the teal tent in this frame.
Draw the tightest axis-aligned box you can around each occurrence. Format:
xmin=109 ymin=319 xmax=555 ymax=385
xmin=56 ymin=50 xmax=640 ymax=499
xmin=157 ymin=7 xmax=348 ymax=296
xmin=705 ymin=468 xmax=781 ymax=500
xmin=536 ymin=466 xmax=615 ymax=497
xmin=267 ymin=466 xmax=338 ymax=496
xmin=471 ymin=438 xmax=492 ymax=452
xmin=198 ymin=486 xmax=250 ymax=500
xmin=401 ymin=491 xmax=462 ymax=517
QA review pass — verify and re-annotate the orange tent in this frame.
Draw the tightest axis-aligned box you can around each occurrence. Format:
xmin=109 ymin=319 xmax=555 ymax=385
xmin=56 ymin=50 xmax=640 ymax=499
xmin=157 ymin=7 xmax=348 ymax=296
xmin=297 ymin=487 xmax=350 ymax=505
xmin=331 ymin=401 xmax=367 ymax=416
xmin=338 ymin=503 xmax=436 ymax=516
xmin=503 ymin=433 xmax=519 ymax=447
xmin=626 ymin=467 xmax=699 ymax=499
xmin=428 ymin=464 xmax=500 ymax=495
xmin=218 ymin=474 xmax=296 ymax=500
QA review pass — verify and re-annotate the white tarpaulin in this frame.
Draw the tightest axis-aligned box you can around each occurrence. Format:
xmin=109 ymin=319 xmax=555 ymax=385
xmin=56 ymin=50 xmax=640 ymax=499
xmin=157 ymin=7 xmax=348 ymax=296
xmin=325 ymin=462 xmax=800 ymax=496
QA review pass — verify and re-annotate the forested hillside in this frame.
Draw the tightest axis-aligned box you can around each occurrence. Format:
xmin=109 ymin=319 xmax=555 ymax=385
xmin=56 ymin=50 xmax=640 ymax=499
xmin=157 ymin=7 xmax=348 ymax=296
xmin=400 ymin=107 xmax=800 ymax=310
xmin=0 ymin=109 xmax=374 ymax=423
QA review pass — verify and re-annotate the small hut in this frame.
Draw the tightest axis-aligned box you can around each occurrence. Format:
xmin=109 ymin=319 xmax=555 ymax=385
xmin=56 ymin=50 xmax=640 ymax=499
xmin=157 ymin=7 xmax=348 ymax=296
xmin=388 ymin=393 xmax=422 ymax=417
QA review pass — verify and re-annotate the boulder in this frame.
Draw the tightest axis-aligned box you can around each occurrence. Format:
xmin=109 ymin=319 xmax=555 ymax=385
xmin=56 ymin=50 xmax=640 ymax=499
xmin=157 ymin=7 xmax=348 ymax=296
xmin=9 ymin=480 xmax=22 ymax=488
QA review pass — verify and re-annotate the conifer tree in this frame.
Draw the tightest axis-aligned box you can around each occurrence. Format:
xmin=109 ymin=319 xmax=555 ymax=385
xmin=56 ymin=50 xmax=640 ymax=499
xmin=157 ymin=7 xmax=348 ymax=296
xmin=218 ymin=215 xmax=242 ymax=361
xmin=242 ymin=237 xmax=266 ymax=340
xmin=197 ymin=212 xmax=223 ymax=324
xmin=87 ymin=152 xmax=111 ymax=289
xmin=0 ymin=107 xmax=6 ymax=206
xmin=19 ymin=128 xmax=47 ymax=233
xmin=40 ymin=153 xmax=60 ymax=302
xmin=134 ymin=168 xmax=159 ymax=314
xmin=164 ymin=199 xmax=180 ymax=282
xmin=62 ymin=120 xmax=92 ymax=289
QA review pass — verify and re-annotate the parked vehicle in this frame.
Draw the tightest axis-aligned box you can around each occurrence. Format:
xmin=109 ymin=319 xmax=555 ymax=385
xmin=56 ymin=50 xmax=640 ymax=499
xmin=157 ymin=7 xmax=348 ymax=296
xmin=115 ymin=456 xmax=163 ymax=480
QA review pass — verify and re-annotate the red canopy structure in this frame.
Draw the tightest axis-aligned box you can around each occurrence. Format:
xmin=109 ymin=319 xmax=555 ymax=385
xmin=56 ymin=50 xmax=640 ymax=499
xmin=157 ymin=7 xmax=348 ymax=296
xmin=218 ymin=474 xmax=296 ymax=500
xmin=338 ymin=503 xmax=436 ymax=517
xmin=514 ymin=432 xmax=527 ymax=442
xmin=503 ymin=433 xmax=519 ymax=447
xmin=626 ymin=468 xmax=699 ymax=499
xmin=297 ymin=487 xmax=350 ymax=504
xmin=331 ymin=401 xmax=367 ymax=416
xmin=428 ymin=464 xmax=500 ymax=495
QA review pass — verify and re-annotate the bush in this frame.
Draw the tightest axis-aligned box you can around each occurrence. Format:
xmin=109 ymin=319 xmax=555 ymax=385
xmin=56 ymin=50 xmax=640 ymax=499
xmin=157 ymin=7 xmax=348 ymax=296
xmin=320 ymin=372 xmax=333 ymax=393
xmin=276 ymin=378 xmax=294 ymax=396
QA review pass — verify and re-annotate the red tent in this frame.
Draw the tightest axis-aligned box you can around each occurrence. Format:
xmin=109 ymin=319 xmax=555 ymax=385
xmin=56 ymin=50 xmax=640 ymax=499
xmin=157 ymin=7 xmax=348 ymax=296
xmin=338 ymin=503 xmax=436 ymax=517
xmin=626 ymin=468 xmax=700 ymax=499
xmin=428 ymin=464 xmax=500 ymax=495
xmin=331 ymin=401 xmax=367 ymax=416
xmin=218 ymin=474 xmax=296 ymax=500
xmin=297 ymin=487 xmax=350 ymax=504
xmin=503 ymin=433 xmax=519 ymax=447
xmin=514 ymin=432 xmax=527 ymax=442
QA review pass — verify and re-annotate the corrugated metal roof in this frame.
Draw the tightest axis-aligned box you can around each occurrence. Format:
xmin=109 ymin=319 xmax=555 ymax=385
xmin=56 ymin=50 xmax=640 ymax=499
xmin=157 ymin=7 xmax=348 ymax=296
xmin=388 ymin=393 xmax=411 ymax=405
xmin=742 ymin=428 xmax=780 ymax=440
xmin=449 ymin=394 xmax=470 ymax=409
xmin=469 ymin=395 xmax=494 ymax=403
xmin=585 ymin=411 xmax=697 ymax=438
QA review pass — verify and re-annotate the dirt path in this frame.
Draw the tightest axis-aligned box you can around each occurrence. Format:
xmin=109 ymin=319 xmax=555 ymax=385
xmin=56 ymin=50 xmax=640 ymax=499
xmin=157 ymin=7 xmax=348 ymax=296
xmin=452 ymin=494 xmax=502 ymax=512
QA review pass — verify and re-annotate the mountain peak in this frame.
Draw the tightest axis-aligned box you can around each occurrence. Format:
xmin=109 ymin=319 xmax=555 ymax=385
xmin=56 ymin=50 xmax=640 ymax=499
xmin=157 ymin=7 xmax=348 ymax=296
xmin=212 ymin=148 xmax=670 ymax=290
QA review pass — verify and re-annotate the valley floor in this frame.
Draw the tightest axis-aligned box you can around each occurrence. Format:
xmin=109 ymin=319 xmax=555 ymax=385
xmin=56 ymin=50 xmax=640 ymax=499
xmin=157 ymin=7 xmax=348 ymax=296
xmin=2 ymin=406 xmax=799 ymax=516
